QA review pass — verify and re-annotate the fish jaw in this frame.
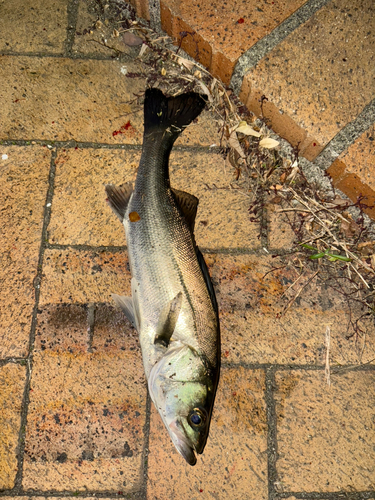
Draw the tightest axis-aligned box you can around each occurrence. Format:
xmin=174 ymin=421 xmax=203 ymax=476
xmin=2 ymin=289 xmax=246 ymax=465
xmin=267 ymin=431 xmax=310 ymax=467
xmin=148 ymin=341 xmax=216 ymax=466
xmin=168 ymin=420 xmax=197 ymax=466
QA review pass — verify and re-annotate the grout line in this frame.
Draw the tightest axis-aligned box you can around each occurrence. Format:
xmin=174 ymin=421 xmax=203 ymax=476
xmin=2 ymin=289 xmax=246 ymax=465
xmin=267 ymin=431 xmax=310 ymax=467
xmin=2 ymin=356 xmax=373 ymax=372
xmin=0 ymin=491 xmax=373 ymax=499
xmin=43 ymin=242 xmax=301 ymax=257
xmin=222 ymin=362 xmax=375 ymax=372
xmin=0 ymin=140 xmax=143 ymax=150
xmin=0 ymin=491 xmax=146 ymax=498
xmin=230 ymin=0 xmax=331 ymax=94
xmin=148 ymin=0 xmax=162 ymax=33
xmin=259 ymin=193 xmax=269 ymax=250
xmin=44 ymin=242 xmax=266 ymax=255
xmin=13 ymin=149 xmax=57 ymax=493
xmin=45 ymin=243 xmax=128 ymax=252
xmin=65 ymin=0 xmax=80 ymax=56
xmin=313 ymin=98 xmax=375 ymax=171
xmin=265 ymin=366 xmax=278 ymax=500
xmin=87 ymin=303 xmax=96 ymax=353
xmin=276 ymin=493 xmax=375 ymax=499
xmin=0 ymin=139 xmax=222 ymax=155
xmin=0 ymin=358 xmax=29 ymax=367
xmin=0 ymin=50 xmax=136 ymax=62
xmin=141 ymin=391 xmax=152 ymax=497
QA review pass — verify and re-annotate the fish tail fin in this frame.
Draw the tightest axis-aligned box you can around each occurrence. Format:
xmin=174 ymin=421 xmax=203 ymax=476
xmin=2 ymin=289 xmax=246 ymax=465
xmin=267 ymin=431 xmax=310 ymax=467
xmin=143 ymin=88 xmax=207 ymax=138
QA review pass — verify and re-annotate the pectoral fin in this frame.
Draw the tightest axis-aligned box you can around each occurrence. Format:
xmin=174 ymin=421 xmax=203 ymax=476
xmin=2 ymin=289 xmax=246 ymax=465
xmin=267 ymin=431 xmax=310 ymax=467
xmin=112 ymin=294 xmax=137 ymax=329
xmin=111 ymin=278 xmax=141 ymax=332
xmin=154 ymin=292 xmax=183 ymax=347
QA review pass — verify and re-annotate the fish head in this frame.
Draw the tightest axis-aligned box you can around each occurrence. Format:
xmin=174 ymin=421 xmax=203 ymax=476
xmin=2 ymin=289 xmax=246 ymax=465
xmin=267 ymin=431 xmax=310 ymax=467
xmin=148 ymin=341 xmax=217 ymax=466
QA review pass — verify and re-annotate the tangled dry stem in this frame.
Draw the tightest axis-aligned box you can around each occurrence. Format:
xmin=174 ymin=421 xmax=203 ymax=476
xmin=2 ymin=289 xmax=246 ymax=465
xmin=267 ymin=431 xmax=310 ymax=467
xmin=84 ymin=9 xmax=375 ymax=342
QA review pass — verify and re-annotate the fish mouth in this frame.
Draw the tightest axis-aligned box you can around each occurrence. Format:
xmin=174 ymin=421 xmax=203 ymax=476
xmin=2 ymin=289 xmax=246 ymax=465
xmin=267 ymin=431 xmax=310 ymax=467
xmin=169 ymin=420 xmax=197 ymax=466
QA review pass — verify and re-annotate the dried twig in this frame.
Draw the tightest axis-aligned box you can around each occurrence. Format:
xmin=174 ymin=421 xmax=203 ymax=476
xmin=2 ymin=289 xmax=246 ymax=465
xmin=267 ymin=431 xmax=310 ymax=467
xmin=325 ymin=326 xmax=331 ymax=387
xmin=280 ymin=271 xmax=319 ymax=316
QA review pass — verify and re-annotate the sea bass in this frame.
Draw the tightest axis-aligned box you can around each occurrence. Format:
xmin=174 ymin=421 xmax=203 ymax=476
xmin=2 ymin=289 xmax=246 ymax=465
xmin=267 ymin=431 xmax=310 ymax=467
xmin=105 ymin=88 xmax=220 ymax=465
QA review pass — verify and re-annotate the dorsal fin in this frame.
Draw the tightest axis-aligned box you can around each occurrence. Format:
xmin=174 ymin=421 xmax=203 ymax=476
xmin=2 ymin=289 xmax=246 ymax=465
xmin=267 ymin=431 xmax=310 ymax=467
xmin=105 ymin=183 xmax=133 ymax=221
xmin=172 ymin=188 xmax=199 ymax=233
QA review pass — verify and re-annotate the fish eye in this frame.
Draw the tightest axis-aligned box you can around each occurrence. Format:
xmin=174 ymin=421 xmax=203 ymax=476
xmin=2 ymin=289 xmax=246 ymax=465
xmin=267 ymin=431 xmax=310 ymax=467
xmin=188 ymin=408 xmax=207 ymax=428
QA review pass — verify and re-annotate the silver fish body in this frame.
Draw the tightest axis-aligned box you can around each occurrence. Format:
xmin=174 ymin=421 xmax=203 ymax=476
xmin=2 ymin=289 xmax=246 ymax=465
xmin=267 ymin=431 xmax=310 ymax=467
xmin=106 ymin=88 xmax=220 ymax=465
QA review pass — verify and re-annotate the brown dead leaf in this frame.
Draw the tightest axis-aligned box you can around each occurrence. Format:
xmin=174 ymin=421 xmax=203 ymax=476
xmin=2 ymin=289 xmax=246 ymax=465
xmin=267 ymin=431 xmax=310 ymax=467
xmin=280 ymin=172 xmax=287 ymax=184
xmin=226 ymin=149 xmax=242 ymax=179
xmin=123 ymin=31 xmax=143 ymax=46
xmin=259 ymin=137 xmax=279 ymax=149
xmin=269 ymin=196 xmax=283 ymax=205
xmin=358 ymin=241 xmax=375 ymax=256
xmin=235 ymin=121 xmax=261 ymax=137
xmin=340 ymin=219 xmax=361 ymax=238
xmin=332 ymin=197 xmax=350 ymax=207
xmin=228 ymin=131 xmax=246 ymax=158
xmin=176 ymin=56 xmax=196 ymax=71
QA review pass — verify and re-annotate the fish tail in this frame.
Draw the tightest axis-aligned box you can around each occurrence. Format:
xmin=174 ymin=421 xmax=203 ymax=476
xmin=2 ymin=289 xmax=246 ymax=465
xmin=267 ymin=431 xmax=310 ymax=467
xmin=143 ymin=88 xmax=206 ymax=138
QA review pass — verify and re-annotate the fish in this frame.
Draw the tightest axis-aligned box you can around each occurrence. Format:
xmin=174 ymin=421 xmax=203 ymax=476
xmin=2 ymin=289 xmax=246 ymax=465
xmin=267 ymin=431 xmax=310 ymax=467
xmin=105 ymin=88 xmax=220 ymax=466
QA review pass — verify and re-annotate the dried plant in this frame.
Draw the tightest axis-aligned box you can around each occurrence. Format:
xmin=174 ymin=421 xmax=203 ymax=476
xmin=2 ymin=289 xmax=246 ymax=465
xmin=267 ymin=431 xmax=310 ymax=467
xmin=79 ymin=8 xmax=375 ymax=341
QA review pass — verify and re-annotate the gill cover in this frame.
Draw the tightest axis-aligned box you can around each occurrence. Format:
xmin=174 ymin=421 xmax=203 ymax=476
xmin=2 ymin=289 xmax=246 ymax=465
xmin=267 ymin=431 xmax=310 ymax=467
xmin=148 ymin=341 xmax=215 ymax=466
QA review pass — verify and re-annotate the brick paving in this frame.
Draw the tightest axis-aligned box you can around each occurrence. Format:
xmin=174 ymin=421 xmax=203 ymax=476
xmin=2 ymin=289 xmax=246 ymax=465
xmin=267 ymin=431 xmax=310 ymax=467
xmin=0 ymin=0 xmax=374 ymax=499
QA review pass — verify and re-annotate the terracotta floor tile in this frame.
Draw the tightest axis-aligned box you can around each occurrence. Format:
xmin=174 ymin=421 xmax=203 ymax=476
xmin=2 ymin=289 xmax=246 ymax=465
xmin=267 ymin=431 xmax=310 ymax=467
xmin=161 ymin=0 xmax=307 ymax=84
xmin=0 ymin=56 xmax=220 ymax=146
xmin=268 ymin=207 xmax=297 ymax=250
xmin=275 ymin=370 xmax=375 ymax=491
xmin=49 ymin=149 xmax=260 ymax=249
xmin=2 ymin=498 xmax=119 ymax=500
xmin=0 ymin=146 xmax=50 ymax=358
xmin=92 ymin=302 xmax=140 ymax=353
xmin=338 ymin=124 xmax=375 ymax=191
xmin=208 ymin=254 xmax=375 ymax=365
xmin=0 ymin=0 xmax=68 ymax=54
xmin=40 ymin=249 xmax=131 ymax=305
xmin=23 ymin=347 xmax=147 ymax=490
xmin=0 ymin=56 xmax=145 ymax=143
xmin=34 ymin=304 xmax=90 ymax=353
xmin=73 ymin=0 xmax=136 ymax=58
xmin=170 ymin=151 xmax=260 ymax=250
xmin=49 ymin=148 xmax=140 ymax=246
xmin=147 ymin=367 xmax=268 ymax=499
xmin=0 ymin=363 xmax=26 ymax=489
xmin=242 ymin=0 xmax=375 ymax=148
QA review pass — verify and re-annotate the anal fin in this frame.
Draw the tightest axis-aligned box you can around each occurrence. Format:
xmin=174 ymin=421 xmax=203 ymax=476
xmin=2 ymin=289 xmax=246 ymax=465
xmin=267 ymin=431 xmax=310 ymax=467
xmin=105 ymin=183 xmax=133 ymax=221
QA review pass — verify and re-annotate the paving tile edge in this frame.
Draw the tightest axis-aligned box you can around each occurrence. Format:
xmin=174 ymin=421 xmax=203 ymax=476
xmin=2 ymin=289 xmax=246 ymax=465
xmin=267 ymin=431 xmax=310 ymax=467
xmin=143 ymin=0 xmax=375 ymax=221
xmin=148 ymin=0 xmax=161 ymax=32
xmin=265 ymin=367 xmax=278 ymax=500
xmin=0 ymin=491 xmax=373 ymax=499
xmin=10 ymin=151 xmax=58 ymax=492
xmin=65 ymin=0 xmax=80 ymax=56
xmin=229 ymin=0 xmax=332 ymax=95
